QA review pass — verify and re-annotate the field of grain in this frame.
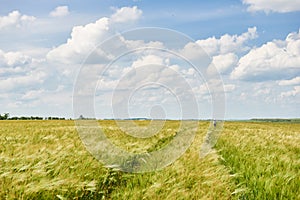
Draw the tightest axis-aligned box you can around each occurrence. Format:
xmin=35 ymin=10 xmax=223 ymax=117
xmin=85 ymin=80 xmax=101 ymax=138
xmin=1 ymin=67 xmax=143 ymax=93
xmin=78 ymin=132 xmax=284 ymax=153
xmin=0 ymin=120 xmax=299 ymax=199
xmin=216 ymin=122 xmax=300 ymax=199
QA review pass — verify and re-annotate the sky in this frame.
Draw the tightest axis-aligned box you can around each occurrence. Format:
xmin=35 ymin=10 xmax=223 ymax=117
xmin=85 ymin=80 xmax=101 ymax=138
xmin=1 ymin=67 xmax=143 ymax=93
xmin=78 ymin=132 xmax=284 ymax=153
xmin=0 ymin=0 xmax=299 ymax=119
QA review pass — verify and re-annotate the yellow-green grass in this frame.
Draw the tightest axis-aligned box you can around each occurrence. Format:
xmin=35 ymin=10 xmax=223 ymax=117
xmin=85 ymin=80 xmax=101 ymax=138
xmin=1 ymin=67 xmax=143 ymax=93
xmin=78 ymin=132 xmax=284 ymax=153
xmin=216 ymin=122 xmax=300 ymax=199
xmin=0 ymin=120 xmax=233 ymax=199
xmin=0 ymin=120 xmax=299 ymax=199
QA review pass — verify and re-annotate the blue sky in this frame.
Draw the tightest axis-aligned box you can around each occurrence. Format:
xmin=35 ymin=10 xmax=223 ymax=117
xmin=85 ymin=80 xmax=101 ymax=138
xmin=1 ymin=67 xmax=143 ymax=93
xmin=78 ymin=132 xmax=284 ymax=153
xmin=0 ymin=0 xmax=299 ymax=119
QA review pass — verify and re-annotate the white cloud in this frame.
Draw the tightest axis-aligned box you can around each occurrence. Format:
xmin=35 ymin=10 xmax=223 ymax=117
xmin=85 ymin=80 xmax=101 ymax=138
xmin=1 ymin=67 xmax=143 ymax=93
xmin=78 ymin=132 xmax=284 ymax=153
xmin=47 ymin=17 xmax=111 ymax=64
xmin=179 ymin=42 xmax=208 ymax=61
xmin=47 ymin=6 xmax=143 ymax=65
xmin=208 ymin=53 xmax=238 ymax=75
xmin=280 ymin=86 xmax=300 ymax=98
xmin=111 ymin=6 xmax=142 ymax=23
xmin=131 ymin=54 xmax=164 ymax=68
xmin=181 ymin=28 xmax=257 ymax=78
xmin=0 ymin=48 xmax=48 ymax=92
xmin=121 ymin=38 xmax=165 ymax=53
xmin=117 ymin=55 xmax=169 ymax=88
xmin=194 ymin=27 xmax=257 ymax=56
xmin=0 ymin=70 xmax=46 ymax=91
xmin=231 ymin=30 xmax=300 ymax=81
xmin=254 ymin=88 xmax=271 ymax=96
xmin=97 ymin=55 xmax=165 ymax=92
xmin=179 ymin=27 xmax=257 ymax=74
xmin=0 ymin=10 xmax=35 ymax=29
xmin=15 ymin=86 xmax=73 ymax=112
xmin=243 ymin=0 xmax=300 ymax=13
xmin=0 ymin=50 xmax=32 ymax=67
xmin=278 ymin=77 xmax=300 ymax=86
xmin=50 ymin=6 xmax=70 ymax=17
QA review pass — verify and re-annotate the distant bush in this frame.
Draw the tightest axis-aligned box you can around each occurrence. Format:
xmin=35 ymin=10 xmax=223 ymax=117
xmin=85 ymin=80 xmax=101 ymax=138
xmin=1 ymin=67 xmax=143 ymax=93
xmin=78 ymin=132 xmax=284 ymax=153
xmin=251 ymin=118 xmax=300 ymax=123
xmin=46 ymin=117 xmax=66 ymax=120
xmin=0 ymin=113 xmax=9 ymax=120
xmin=0 ymin=113 xmax=67 ymax=120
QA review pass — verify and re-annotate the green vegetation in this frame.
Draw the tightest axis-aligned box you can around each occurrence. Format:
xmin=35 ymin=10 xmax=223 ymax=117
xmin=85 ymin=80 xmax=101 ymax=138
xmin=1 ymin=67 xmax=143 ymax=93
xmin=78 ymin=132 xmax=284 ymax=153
xmin=0 ymin=113 xmax=66 ymax=120
xmin=216 ymin=122 xmax=300 ymax=199
xmin=0 ymin=120 xmax=299 ymax=199
xmin=250 ymin=118 xmax=300 ymax=123
xmin=0 ymin=113 xmax=9 ymax=120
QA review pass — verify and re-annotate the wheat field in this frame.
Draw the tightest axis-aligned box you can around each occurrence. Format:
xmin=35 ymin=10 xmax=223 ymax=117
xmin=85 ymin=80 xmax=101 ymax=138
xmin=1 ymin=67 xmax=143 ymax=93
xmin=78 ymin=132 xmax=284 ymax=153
xmin=0 ymin=120 xmax=299 ymax=199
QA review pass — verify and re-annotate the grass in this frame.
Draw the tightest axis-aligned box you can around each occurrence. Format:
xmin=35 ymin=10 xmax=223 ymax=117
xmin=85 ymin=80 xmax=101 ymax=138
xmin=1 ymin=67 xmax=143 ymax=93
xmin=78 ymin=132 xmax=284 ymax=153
xmin=0 ymin=120 xmax=299 ymax=199
xmin=216 ymin=122 xmax=300 ymax=199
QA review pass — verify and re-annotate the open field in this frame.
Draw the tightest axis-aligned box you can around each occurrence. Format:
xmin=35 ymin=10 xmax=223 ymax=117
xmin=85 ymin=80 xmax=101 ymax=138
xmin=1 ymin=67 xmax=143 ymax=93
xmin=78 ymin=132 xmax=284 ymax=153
xmin=0 ymin=120 xmax=299 ymax=199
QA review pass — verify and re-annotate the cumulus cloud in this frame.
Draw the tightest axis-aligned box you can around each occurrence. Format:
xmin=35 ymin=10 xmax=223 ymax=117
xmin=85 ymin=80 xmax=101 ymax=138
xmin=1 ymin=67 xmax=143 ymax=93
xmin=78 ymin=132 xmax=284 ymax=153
xmin=194 ymin=27 xmax=257 ymax=56
xmin=0 ymin=50 xmax=32 ymax=67
xmin=96 ymin=54 xmax=166 ymax=91
xmin=179 ymin=42 xmax=208 ymax=61
xmin=179 ymin=27 xmax=257 ymax=77
xmin=47 ymin=6 xmax=143 ymax=65
xmin=180 ymin=27 xmax=256 ymax=79
xmin=278 ymin=77 xmax=300 ymax=86
xmin=47 ymin=17 xmax=111 ymax=64
xmin=97 ymin=53 xmax=202 ymax=102
xmin=280 ymin=86 xmax=300 ymax=98
xmin=50 ymin=6 xmax=70 ymax=17
xmin=0 ymin=10 xmax=35 ymax=29
xmin=208 ymin=53 xmax=238 ymax=75
xmin=231 ymin=30 xmax=300 ymax=81
xmin=0 ymin=48 xmax=48 ymax=92
xmin=131 ymin=54 xmax=164 ymax=68
xmin=111 ymin=6 xmax=142 ymax=23
xmin=115 ymin=54 xmax=178 ymax=88
xmin=243 ymin=0 xmax=300 ymax=13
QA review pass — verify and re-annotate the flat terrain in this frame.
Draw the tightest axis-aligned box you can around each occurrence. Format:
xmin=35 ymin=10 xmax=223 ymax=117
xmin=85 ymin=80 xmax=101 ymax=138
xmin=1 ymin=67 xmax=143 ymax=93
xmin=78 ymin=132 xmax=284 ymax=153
xmin=0 ymin=120 xmax=299 ymax=199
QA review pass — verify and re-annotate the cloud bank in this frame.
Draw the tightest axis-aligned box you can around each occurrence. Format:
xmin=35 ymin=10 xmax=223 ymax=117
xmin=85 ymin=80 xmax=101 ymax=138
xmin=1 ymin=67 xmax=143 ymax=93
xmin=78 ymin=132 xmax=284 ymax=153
xmin=243 ymin=0 xmax=300 ymax=13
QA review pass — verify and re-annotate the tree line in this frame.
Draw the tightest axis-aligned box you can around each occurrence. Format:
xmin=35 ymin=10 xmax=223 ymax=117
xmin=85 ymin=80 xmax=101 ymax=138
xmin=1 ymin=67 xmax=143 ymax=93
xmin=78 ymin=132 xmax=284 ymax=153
xmin=0 ymin=113 xmax=66 ymax=120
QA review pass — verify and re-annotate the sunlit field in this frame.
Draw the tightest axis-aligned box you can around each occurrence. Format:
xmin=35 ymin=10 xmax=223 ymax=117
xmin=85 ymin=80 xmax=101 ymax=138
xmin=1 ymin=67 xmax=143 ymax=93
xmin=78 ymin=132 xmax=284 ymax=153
xmin=0 ymin=120 xmax=299 ymax=199
xmin=216 ymin=122 xmax=300 ymax=199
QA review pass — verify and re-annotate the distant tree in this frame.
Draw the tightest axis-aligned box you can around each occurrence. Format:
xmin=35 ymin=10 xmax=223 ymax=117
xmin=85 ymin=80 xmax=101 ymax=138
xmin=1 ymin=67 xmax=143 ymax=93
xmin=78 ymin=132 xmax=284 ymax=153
xmin=4 ymin=113 xmax=9 ymax=119
xmin=0 ymin=113 xmax=65 ymax=120
xmin=0 ymin=113 xmax=9 ymax=120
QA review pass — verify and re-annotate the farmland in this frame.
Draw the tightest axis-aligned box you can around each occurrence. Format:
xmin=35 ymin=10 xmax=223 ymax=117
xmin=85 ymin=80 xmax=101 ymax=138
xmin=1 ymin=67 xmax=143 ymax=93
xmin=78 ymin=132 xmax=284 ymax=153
xmin=0 ymin=120 xmax=299 ymax=199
